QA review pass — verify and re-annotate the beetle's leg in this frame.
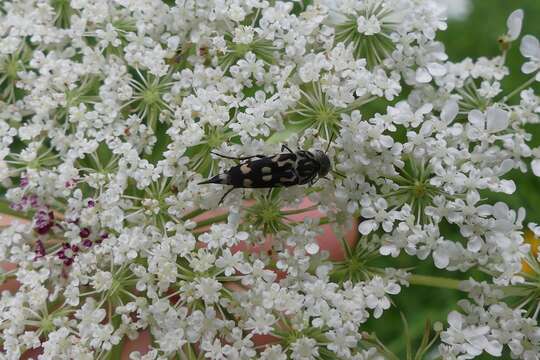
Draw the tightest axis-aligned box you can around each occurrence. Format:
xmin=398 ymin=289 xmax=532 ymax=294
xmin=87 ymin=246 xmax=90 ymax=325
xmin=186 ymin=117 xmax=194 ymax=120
xmin=218 ymin=187 xmax=235 ymax=205
xmin=331 ymin=170 xmax=346 ymax=178
xmin=310 ymin=175 xmax=321 ymax=185
xmin=281 ymin=145 xmax=294 ymax=153
xmin=211 ymin=152 xmax=265 ymax=161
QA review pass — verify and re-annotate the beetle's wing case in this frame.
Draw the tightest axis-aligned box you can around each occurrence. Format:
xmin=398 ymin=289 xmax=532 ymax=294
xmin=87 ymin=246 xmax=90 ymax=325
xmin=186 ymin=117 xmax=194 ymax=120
xmin=227 ymin=152 xmax=299 ymax=188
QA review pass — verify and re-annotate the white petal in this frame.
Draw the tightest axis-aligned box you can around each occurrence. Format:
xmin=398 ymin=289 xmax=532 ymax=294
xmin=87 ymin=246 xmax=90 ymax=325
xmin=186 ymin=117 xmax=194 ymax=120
xmin=305 ymin=242 xmax=319 ymax=255
xmin=497 ymin=158 xmax=514 ymax=175
xmin=486 ymin=107 xmax=509 ymax=133
xmin=492 ymin=206 xmax=510 ymax=228
xmin=528 ymin=222 xmax=540 ymax=237
xmin=476 ymin=205 xmax=492 ymax=217
xmin=358 ymin=220 xmax=376 ymax=235
xmin=426 ymin=62 xmax=447 ymax=77
xmin=531 ymin=159 xmax=540 ymax=176
xmin=447 ymin=311 xmax=462 ymax=329
xmin=468 ymin=109 xmax=484 ymax=128
xmin=379 ymin=135 xmax=394 ymax=148
xmin=484 ymin=340 xmax=503 ymax=356
xmin=380 ymin=244 xmax=398 ymax=257
xmin=498 ymin=180 xmax=516 ymax=194
xmin=415 ymin=67 xmax=432 ymax=83
xmin=419 ymin=121 xmax=433 ymax=136
xmin=522 ymin=61 xmax=539 ymax=74
xmin=385 ymin=283 xmax=400 ymax=294
xmin=433 ymin=248 xmax=449 ymax=269
xmin=467 ymin=237 xmax=482 ymax=252
xmin=506 ymin=9 xmax=524 ymax=41
xmin=520 ymin=35 xmax=540 ymax=59
xmin=382 ymin=220 xmax=394 ymax=232
xmin=417 ymin=103 xmax=433 ymax=115
xmin=361 ymin=207 xmax=376 ymax=218
xmin=441 ymin=100 xmax=458 ymax=123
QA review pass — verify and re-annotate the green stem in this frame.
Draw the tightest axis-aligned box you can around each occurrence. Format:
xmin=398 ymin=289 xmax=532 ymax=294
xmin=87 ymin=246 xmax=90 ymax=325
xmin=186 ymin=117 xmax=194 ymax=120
xmin=288 ymin=216 xmax=333 ymax=226
xmin=280 ymin=205 xmax=319 ymax=215
xmin=408 ymin=274 xmax=462 ymax=291
xmin=181 ymin=208 xmax=206 ymax=221
xmin=502 ymin=74 xmax=538 ymax=102
xmin=193 ymin=213 xmax=229 ymax=230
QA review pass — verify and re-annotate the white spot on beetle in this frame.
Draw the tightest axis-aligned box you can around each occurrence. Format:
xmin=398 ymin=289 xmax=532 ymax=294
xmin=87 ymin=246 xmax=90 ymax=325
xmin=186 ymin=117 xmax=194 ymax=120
xmin=262 ymin=167 xmax=272 ymax=174
xmin=243 ymin=178 xmax=253 ymax=187
xmin=240 ymin=164 xmax=251 ymax=174
xmin=262 ymin=175 xmax=272 ymax=181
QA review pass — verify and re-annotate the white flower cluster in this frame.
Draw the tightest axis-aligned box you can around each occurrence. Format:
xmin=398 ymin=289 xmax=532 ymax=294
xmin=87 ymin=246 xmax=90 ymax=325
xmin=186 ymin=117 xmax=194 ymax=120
xmin=0 ymin=0 xmax=539 ymax=359
xmin=441 ymin=279 xmax=540 ymax=359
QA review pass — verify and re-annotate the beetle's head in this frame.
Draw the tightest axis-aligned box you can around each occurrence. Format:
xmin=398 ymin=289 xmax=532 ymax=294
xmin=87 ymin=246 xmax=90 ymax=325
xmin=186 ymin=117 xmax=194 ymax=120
xmin=313 ymin=150 xmax=331 ymax=178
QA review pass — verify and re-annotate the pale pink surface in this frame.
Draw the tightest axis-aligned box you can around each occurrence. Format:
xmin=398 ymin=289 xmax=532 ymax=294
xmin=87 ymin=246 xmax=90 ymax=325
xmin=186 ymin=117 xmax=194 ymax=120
xmin=1 ymin=199 xmax=358 ymax=357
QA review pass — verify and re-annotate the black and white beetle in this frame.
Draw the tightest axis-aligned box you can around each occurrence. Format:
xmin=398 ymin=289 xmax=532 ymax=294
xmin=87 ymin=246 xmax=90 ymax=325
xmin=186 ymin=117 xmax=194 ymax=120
xmin=199 ymin=144 xmax=332 ymax=204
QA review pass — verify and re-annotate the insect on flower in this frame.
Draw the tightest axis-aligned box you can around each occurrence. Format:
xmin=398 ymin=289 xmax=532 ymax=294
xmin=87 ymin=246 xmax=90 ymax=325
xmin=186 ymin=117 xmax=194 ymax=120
xmin=199 ymin=140 xmax=338 ymax=204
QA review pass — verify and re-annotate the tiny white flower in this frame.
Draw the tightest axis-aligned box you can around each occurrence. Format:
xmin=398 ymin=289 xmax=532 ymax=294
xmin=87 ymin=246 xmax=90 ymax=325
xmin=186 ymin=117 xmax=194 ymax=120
xmin=520 ymin=35 xmax=540 ymax=80
xmin=441 ymin=311 xmax=502 ymax=357
xmin=244 ymin=307 xmax=276 ymax=334
xmin=194 ymin=277 xmax=222 ymax=304
xmin=356 ymin=16 xmax=381 ymax=36
xmin=467 ymin=107 xmax=509 ymax=140
xmin=531 ymin=159 xmax=540 ymax=176
xmin=290 ymin=337 xmax=319 ymax=360
xmin=506 ymin=9 xmax=524 ymax=41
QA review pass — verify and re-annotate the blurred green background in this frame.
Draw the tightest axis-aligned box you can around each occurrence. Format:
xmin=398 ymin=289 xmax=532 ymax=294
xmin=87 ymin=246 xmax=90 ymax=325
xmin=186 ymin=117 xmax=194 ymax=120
xmin=366 ymin=1 xmax=540 ymax=358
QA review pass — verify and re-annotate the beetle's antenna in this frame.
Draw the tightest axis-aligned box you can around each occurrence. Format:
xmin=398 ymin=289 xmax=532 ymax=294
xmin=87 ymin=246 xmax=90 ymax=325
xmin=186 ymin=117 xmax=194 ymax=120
xmin=211 ymin=152 xmax=265 ymax=161
xmin=218 ymin=187 xmax=235 ymax=205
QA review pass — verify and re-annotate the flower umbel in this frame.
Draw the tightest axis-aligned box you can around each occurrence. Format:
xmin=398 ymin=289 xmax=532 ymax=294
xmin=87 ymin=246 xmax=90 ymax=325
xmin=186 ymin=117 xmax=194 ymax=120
xmin=0 ymin=2 xmax=539 ymax=360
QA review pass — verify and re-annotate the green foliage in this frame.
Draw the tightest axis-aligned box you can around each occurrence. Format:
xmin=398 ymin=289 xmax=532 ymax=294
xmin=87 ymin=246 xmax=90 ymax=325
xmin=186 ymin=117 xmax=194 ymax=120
xmin=365 ymin=1 xmax=540 ymax=357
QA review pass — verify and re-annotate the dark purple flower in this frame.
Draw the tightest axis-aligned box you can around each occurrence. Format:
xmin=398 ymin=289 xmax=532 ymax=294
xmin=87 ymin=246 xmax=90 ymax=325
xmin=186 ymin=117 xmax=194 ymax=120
xmin=87 ymin=199 xmax=95 ymax=208
xmin=57 ymin=243 xmax=70 ymax=260
xmin=20 ymin=177 xmax=29 ymax=188
xmin=79 ymin=227 xmax=90 ymax=238
xmin=57 ymin=242 xmax=79 ymax=266
xmin=29 ymin=195 xmax=40 ymax=208
xmin=82 ymin=239 xmax=93 ymax=247
xmin=33 ymin=210 xmax=55 ymax=235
